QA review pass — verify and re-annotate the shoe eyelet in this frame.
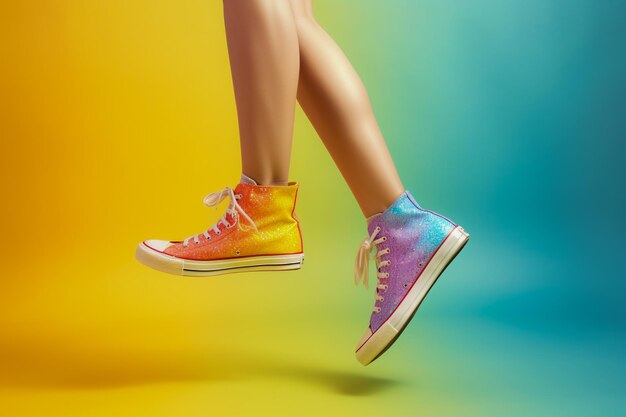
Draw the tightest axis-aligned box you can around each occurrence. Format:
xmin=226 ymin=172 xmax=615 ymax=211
xmin=403 ymin=283 xmax=409 ymax=288
xmin=382 ymin=236 xmax=387 ymax=242
xmin=418 ymin=261 xmax=424 ymax=267
xmin=375 ymin=226 xmax=381 ymax=232
xmin=235 ymin=249 xmax=240 ymax=255
xmin=216 ymin=231 xmax=221 ymax=235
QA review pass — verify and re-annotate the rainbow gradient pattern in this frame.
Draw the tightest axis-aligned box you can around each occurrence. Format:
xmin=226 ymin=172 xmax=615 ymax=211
xmin=152 ymin=182 xmax=303 ymax=260
xmin=1 ymin=1 xmax=624 ymax=416
xmin=365 ymin=191 xmax=456 ymax=332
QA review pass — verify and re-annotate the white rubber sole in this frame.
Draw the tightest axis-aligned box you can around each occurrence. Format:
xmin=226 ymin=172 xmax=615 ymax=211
xmin=135 ymin=242 xmax=304 ymax=277
xmin=355 ymin=226 xmax=469 ymax=365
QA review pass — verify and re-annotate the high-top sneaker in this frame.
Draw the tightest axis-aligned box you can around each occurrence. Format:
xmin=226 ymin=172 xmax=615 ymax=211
xmin=353 ymin=191 xmax=469 ymax=365
xmin=136 ymin=174 xmax=304 ymax=276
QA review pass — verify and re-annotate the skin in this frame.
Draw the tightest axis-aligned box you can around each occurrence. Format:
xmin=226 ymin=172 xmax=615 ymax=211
xmin=223 ymin=0 xmax=404 ymax=217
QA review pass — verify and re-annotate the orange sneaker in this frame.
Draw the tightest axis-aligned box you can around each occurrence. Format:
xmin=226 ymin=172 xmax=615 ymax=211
xmin=136 ymin=174 xmax=304 ymax=276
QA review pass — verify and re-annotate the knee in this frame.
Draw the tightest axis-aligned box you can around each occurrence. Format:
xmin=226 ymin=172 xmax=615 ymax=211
xmin=287 ymin=0 xmax=316 ymax=24
xmin=224 ymin=0 xmax=292 ymax=23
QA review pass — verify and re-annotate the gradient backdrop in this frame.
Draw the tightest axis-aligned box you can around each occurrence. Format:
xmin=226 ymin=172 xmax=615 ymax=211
xmin=1 ymin=1 xmax=624 ymax=416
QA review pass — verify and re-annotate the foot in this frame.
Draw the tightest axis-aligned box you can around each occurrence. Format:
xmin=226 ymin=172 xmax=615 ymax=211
xmin=353 ymin=191 xmax=469 ymax=365
xmin=136 ymin=174 xmax=304 ymax=276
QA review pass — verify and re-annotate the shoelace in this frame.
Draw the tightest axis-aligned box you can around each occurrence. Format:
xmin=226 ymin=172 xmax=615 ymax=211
xmin=354 ymin=226 xmax=391 ymax=312
xmin=183 ymin=187 xmax=258 ymax=247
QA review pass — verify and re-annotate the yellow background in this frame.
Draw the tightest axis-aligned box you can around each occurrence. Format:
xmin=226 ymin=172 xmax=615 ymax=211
xmin=1 ymin=2 xmax=430 ymax=416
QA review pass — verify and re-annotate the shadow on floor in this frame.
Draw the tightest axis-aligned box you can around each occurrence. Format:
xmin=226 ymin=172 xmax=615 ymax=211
xmin=0 ymin=328 xmax=401 ymax=396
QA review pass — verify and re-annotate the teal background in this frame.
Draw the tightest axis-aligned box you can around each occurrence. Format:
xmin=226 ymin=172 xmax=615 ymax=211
xmin=311 ymin=1 xmax=625 ymax=415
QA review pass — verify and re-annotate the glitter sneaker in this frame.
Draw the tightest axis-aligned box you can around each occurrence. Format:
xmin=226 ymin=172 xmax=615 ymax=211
xmin=136 ymin=174 xmax=304 ymax=276
xmin=353 ymin=191 xmax=469 ymax=365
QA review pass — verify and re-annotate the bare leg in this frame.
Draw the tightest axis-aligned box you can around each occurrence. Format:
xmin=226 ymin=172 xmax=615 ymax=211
xmin=288 ymin=0 xmax=404 ymax=217
xmin=223 ymin=0 xmax=299 ymax=185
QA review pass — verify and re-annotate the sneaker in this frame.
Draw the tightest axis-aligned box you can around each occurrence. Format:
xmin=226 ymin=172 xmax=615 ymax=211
xmin=136 ymin=174 xmax=304 ymax=276
xmin=353 ymin=191 xmax=469 ymax=365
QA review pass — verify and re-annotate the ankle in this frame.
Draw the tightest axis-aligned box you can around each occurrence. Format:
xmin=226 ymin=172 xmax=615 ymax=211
xmin=363 ymin=190 xmax=407 ymax=223
xmin=366 ymin=212 xmax=382 ymax=225
xmin=241 ymin=172 xmax=288 ymax=186
xmin=265 ymin=179 xmax=289 ymax=186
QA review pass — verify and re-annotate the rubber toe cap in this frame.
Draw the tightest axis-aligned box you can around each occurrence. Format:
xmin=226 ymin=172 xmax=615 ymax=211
xmin=143 ymin=239 xmax=173 ymax=252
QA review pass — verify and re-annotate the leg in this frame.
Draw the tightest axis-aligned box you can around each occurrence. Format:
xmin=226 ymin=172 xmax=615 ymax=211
xmin=223 ymin=0 xmax=299 ymax=185
xmin=286 ymin=1 xmax=469 ymax=367
xmin=288 ymin=0 xmax=404 ymax=217
xmin=138 ymin=0 xmax=306 ymax=276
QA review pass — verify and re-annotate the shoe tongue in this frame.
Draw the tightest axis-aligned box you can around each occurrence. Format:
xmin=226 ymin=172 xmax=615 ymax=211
xmin=366 ymin=213 xmax=382 ymax=236
xmin=366 ymin=212 xmax=382 ymax=225
xmin=240 ymin=173 xmax=258 ymax=185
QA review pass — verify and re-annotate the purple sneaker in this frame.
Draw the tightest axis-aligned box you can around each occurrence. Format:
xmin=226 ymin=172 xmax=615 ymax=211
xmin=353 ymin=191 xmax=469 ymax=365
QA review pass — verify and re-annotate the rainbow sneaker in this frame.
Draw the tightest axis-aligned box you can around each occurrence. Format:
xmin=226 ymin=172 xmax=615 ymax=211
xmin=136 ymin=175 xmax=304 ymax=276
xmin=353 ymin=191 xmax=469 ymax=365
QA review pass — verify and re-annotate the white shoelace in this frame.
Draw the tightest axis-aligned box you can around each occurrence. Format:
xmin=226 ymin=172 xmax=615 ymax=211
xmin=354 ymin=226 xmax=391 ymax=312
xmin=183 ymin=187 xmax=258 ymax=247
